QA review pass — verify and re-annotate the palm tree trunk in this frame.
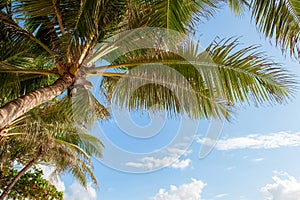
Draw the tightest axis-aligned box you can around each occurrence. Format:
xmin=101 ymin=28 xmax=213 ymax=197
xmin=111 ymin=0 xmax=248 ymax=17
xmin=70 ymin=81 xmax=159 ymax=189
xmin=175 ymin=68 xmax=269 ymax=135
xmin=0 ymin=73 xmax=74 ymax=129
xmin=0 ymin=147 xmax=43 ymax=200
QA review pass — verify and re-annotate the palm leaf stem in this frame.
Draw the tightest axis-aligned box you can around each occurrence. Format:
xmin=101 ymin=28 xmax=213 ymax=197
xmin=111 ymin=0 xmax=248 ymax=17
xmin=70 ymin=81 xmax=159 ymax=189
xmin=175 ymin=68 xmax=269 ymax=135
xmin=51 ymin=0 xmax=65 ymax=35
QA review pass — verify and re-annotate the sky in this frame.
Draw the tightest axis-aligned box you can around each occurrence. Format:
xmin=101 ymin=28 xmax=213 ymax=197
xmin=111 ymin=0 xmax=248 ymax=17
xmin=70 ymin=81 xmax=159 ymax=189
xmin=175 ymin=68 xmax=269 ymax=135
xmin=44 ymin=6 xmax=300 ymax=200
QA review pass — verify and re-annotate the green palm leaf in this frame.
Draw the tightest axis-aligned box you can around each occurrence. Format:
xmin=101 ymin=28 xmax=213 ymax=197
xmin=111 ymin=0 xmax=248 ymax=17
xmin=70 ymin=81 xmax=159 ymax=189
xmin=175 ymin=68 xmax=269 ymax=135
xmin=227 ymin=0 xmax=249 ymax=15
xmin=145 ymin=0 xmax=219 ymax=32
xmin=250 ymin=0 xmax=300 ymax=59
xmin=94 ymin=37 xmax=294 ymax=119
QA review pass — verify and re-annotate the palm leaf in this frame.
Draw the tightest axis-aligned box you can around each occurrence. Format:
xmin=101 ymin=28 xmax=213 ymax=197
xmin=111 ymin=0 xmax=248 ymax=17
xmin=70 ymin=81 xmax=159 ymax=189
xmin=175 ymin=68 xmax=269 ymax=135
xmin=0 ymin=9 xmax=56 ymax=57
xmin=63 ymin=0 xmax=124 ymax=64
xmin=0 ymin=56 xmax=57 ymax=107
xmin=144 ymin=0 xmax=219 ymax=33
xmin=94 ymin=37 xmax=294 ymax=119
xmin=250 ymin=0 xmax=300 ymax=59
xmin=207 ymin=38 xmax=295 ymax=103
xmin=227 ymin=0 xmax=249 ymax=15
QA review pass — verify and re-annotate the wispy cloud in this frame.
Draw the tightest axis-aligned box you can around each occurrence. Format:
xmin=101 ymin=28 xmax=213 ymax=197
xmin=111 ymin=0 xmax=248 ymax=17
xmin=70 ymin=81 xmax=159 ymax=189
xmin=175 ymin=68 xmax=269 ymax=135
xmin=126 ymin=156 xmax=191 ymax=170
xmin=215 ymin=193 xmax=228 ymax=198
xmin=261 ymin=171 xmax=300 ymax=200
xmin=151 ymin=178 xmax=206 ymax=200
xmin=197 ymin=131 xmax=300 ymax=150
xmin=251 ymin=158 xmax=264 ymax=162
xmin=125 ymin=146 xmax=192 ymax=170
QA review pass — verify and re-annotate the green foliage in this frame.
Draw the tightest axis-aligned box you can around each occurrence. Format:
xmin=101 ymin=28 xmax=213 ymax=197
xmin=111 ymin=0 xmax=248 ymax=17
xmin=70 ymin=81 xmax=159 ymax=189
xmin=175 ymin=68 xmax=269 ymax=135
xmin=0 ymin=167 xmax=63 ymax=200
xmin=135 ymin=0 xmax=219 ymax=32
xmin=0 ymin=96 xmax=105 ymax=188
xmin=224 ymin=0 xmax=300 ymax=59
xmin=96 ymin=36 xmax=294 ymax=120
xmin=250 ymin=0 xmax=300 ymax=59
xmin=0 ymin=94 xmax=107 ymax=199
xmin=0 ymin=14 xmax=57 ymax=107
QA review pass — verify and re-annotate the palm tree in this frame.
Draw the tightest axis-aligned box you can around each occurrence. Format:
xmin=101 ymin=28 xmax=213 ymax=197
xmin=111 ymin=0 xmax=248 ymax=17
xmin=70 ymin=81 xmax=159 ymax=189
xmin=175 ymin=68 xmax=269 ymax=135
xmin=0 ymin=0 xmax=298 ymax=129
xmin=0 ymin=93 xmax=107 ymax=199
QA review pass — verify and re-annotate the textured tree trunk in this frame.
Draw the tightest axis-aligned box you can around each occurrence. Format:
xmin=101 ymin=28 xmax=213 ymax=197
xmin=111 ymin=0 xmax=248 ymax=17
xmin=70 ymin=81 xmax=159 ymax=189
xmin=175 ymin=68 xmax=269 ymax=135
xmin=0 ymin=73 xmax=74 ymax=129
xmin=0 ymin=147 xmax=43 ymax=200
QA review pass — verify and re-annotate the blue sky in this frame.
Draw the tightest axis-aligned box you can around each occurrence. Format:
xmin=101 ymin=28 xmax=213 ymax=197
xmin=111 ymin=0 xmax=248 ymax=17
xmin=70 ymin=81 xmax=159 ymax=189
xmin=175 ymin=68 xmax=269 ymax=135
xmin=44 ymin=6 xmax=300 ymax=200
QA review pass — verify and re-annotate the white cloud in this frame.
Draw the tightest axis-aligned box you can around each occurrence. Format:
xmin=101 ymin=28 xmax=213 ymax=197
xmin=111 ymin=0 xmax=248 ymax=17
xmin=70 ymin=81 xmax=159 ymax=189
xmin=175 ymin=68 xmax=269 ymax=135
xmin=197 ymin=132 xmax=300 ymax=151
xmin=251 ymin=158 xmax=264 ymax=162
xmin=125 ymin=146 xmax=192 ymax=170
xmin=126 ymin=156 xmax=191 ymax=170
xmin=151 ymin=178 xmax=206 ymax=200
xmin=261 ymin=172 xmax=300 ymax=200
xmin=170 ymin=158 xmax=191 ymax=169
xmin=64 ymin=181 xmax=97 ymax=200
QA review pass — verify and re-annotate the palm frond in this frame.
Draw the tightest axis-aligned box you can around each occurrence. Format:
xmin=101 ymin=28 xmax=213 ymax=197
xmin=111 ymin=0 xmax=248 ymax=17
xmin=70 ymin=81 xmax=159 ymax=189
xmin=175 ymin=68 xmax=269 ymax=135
xmin=207 ymin=38 xmax=295 ymax=104
xmin=50 ymin=145 xmax=98 ymax=188
xmin=0 ymin=55 xmax=57 ymax=107
xmin=227 ymin=0 xmax=249 ymax=15
xmin=96 ymin=37 xmax=294 ymax=119
xmin=63 ymin=0 xmax=124 ymax=64
xmin=70 ymin=88 xmax=110 ymax=125
xmin=107 ymin=64 xmax=229 ymax=119
xmin=53 ymin=138 xmax=91 ymax=160
xmin=13 ymin=0 xmax=70 ymax=63
xmin=75 ymin=133 xmax=104 ymax=158
xmin=0 ymin=9 xmax=56 ymax=57
xmin=250 ymin=0 xmax=300 ymax=59
xmin=143 ymin=0 xmax=219 ymax=33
